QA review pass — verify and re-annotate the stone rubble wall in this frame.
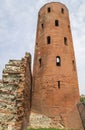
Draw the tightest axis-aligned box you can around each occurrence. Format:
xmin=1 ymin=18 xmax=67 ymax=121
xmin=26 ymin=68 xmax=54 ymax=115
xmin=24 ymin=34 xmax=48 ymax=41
xmin=29 ymin=112 xmax=64 ymax=129
xmin=0 ymin=52 xmax=32 ymax=130
xmin=77 ymin=103 xmax=85 ymax=129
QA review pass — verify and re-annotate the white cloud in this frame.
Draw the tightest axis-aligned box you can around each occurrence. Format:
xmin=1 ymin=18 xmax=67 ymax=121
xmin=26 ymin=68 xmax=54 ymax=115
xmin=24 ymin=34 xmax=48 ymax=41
xmin=0 ymin=0 xmax=85 ymax=94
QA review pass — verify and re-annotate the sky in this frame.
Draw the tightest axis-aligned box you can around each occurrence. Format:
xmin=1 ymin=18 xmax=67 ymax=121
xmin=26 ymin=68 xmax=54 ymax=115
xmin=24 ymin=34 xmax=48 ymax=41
xmin=0 ymin=0 xmax=85 ymax=94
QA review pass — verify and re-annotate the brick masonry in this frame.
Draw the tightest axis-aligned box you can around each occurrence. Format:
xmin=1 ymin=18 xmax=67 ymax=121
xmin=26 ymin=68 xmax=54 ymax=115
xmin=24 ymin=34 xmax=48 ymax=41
xmin=0 ymin=52 xmax=32 ymax=130
xmin=31 ymin=2 xmax=83 ymax=129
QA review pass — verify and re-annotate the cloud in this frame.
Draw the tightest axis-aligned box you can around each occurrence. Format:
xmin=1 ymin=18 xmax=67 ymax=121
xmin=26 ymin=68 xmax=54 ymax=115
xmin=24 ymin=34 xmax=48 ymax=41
xmin=0 ymin=0 xmax=85 ymax=94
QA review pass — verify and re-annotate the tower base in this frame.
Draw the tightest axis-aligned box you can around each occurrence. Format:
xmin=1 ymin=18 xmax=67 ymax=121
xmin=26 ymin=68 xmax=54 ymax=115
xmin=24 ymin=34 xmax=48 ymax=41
xmin=28 ymin=105 xmax=83 ymax=130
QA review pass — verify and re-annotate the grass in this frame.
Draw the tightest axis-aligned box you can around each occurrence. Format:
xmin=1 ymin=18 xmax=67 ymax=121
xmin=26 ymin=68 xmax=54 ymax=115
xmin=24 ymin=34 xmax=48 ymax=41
xmin=26 ymin=129 xmax=60 ymax=130
xmin=26 ymin=128 xmax=72 ymax=130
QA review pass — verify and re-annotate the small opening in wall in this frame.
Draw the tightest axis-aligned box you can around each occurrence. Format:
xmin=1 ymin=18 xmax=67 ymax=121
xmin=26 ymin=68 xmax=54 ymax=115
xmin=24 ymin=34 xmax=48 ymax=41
xmin=48 ymin=7 xmax=51 ymax=13
xmin=55 ymin=20 xmax=59 ymax=26
xmin=47 ymin=36 xmax=51 ymax=44
xmin=56 ymin=56 xmax=61 ymax=66
xmin=64 ymin=37 xmax=67 ymax=45
xmin=41 ymin=23 xmax=44 ymax=29
xmin=61 ymin=8 xmax=64 ymax=14
xmin=72 ymin=60 xmax=75 ymax=70
xmin=36 ymin=42 xmax=38 ymax=45
xmin=58 ymin=81 xmax=60 ymax=89
xmin=68 ymin=25 xmax=71 ymax=32
xmin=39 ymin=58 xmax=42 ymax=67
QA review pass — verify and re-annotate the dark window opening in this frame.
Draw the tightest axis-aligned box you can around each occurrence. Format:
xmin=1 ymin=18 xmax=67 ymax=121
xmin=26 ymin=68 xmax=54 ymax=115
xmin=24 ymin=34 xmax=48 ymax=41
xmin=39 ymin=58 xmax=42 ymax=67
xmin=58 ymin=81 xmax=60 ymax=89
xmin=47 ymin=36 xmax=51 ymax=44
xmin=36 ymin=42 xmax=38 ymax=45
xmin=68 ymin=25 xmax=71 ymax=32
xmin=41 ymin=23 xmax=44 ymax=29
xmin=56 ymin=56 xmax=61 ymax=66
xmin=68 ymin=25 xmax=70 ymax=28
xmin=55 ymin=20 xmax=59 ymax=26
xmin=61 ymin=8 xmax=64 ymax=14
xmin=64 ymin=37 xmax=67 ymax=45
xmin=72 ymin=60 xmax=75 ymax=71
xmin=39 ymin=14 xmax=40 ymax=18
xmin=48 ymin=7 xmax=51 ymax=13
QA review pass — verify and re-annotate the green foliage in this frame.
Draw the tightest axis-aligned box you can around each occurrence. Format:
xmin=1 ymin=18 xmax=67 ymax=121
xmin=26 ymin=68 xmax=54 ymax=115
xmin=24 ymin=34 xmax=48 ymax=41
xmin=80 ymin=96 xmax=85 ymax=103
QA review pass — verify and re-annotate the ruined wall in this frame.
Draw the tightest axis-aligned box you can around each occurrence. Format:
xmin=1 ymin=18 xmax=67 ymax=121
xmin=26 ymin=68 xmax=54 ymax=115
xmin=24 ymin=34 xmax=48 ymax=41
xmin=77 ymin=103 xmax=85 ymax=129
xmin=0 ymin=52 xmax=32 ymax=130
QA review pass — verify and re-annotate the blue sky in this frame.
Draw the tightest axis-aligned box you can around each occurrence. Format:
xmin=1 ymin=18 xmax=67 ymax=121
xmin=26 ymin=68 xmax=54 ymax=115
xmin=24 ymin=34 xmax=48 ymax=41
xmin=0 ymin=0 xmax=85 ymax=94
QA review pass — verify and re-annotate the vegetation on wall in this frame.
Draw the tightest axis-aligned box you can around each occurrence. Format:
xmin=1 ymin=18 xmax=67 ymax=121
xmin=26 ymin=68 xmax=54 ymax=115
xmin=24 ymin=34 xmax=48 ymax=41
xmin=80 ymin=95 xmax=85 ymax=103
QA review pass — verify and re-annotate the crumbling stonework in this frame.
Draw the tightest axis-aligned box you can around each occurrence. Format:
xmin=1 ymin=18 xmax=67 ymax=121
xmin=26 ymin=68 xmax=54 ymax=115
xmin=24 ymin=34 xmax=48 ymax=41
xmin=0 ymin=53 xmax=32 ymax=130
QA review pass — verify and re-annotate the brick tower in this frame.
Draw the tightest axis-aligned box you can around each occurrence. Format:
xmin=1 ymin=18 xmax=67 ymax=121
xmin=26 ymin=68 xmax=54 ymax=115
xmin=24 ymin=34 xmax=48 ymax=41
xmin=30 ymin=2 xmax=83 ymax=129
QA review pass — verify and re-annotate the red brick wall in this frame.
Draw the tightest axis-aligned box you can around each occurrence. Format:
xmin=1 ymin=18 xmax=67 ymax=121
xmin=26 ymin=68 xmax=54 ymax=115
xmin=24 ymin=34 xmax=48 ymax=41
xmin=31 ymin=2 xmax=83 ymax=129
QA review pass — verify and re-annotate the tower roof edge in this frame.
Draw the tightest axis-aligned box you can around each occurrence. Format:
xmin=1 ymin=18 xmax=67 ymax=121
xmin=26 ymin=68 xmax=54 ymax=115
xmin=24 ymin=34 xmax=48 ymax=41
xmin=38 ymin=2 xmax=69 ymax=14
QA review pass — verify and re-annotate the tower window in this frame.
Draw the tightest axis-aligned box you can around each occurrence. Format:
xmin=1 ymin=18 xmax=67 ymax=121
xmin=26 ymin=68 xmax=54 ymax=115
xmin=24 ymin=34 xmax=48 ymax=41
xmin=48 ymin=7 xmax=51 ymax=13
xmin=55 ymin=20 xmax=59 ymax=26
xmin=64 ymin=37 xmax=67 ymax=45
xmin=36 ymin=42 xmax=38 ymax=45
xmin=58 ymin=81 xmax=60 ymax=89
xmin=39 ymin=58 xmax=42 ymax=67
xmin=61 ymin=8 xmax=64 ymax=14
xmin=72 ymin=60 xmax=75 ymax=71
xmin=41 ymin=23 xmax=44 ymax=29
xmin=47 ymin=36 xmax=51 ymax=44
xmin=56 ymin=56 xmax=61 ymax=66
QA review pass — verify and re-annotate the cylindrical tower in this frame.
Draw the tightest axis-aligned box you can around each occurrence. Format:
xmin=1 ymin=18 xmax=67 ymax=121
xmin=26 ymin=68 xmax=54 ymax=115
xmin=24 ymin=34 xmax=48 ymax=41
xmin=31 ymin=2 xmax=83 ymax=129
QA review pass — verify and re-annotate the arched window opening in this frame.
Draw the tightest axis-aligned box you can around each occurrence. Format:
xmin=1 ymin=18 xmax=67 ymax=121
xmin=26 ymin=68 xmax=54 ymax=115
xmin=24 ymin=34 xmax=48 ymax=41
xmin=55 ymin=20 xmax=59 ymax=26
xmin=56 ymin=56 xmax=61 ymax=66
xmin=39 ymin=58 xmax=42 ymax=67
xmin=41 ymin=23 xmax=44 ymax=29
xmin=64 ymin=37 xmax=67 ymax=45
xmin=61 ymin=8 xmax=64 ymax=14
xmin=48 ymin=7 xmax=51 ymax=13
xmin=47 ymin=36 xmax=51 ymax=44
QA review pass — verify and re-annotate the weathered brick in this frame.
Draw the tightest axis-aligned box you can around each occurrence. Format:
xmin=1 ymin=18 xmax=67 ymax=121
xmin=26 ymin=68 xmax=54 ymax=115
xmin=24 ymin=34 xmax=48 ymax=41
xmin=31 ymin=2 xmax=83 ymax=129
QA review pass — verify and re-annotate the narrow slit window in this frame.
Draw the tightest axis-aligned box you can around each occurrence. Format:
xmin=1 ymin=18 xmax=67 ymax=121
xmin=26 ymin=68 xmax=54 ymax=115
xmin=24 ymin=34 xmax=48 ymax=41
xmin=56 ymin=56 xmax=61 ymax=66
xmin=72 ymin=60 xmax=75 ymax=71
xmin=48 ymin=7 xmax=51 ymax=13
xmin=61 ymin=8 xmax=64 ymax=14
xmin=58 ymin=81 xmax=60 ymax=89
xmin=64 ymin=37 xmax=67 ymax=45
xmin=41 ymin=23 xmax=44 ymax=29
xmin=47 ymin=36 xmax=51 ymax=44
xmin=55 ymin=20 xmax=59 ymax=26
xmin=39 ymin=58 xmax=42 ymax=67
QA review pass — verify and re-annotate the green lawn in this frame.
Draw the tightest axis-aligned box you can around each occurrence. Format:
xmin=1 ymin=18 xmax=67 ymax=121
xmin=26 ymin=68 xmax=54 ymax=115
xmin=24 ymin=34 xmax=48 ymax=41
xmin=26 ymin=129 xmax=59 ymax=130
xmin=26 ymin=128 xmax=72 ymax=130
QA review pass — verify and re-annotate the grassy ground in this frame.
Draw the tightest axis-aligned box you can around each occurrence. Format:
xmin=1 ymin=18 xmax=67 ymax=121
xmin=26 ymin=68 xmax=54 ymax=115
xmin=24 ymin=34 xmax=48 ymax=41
xmin=26 ymin=128 xmax=72 ymax=130
xmin=26 ymin=129 xmax=70 ymax=130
